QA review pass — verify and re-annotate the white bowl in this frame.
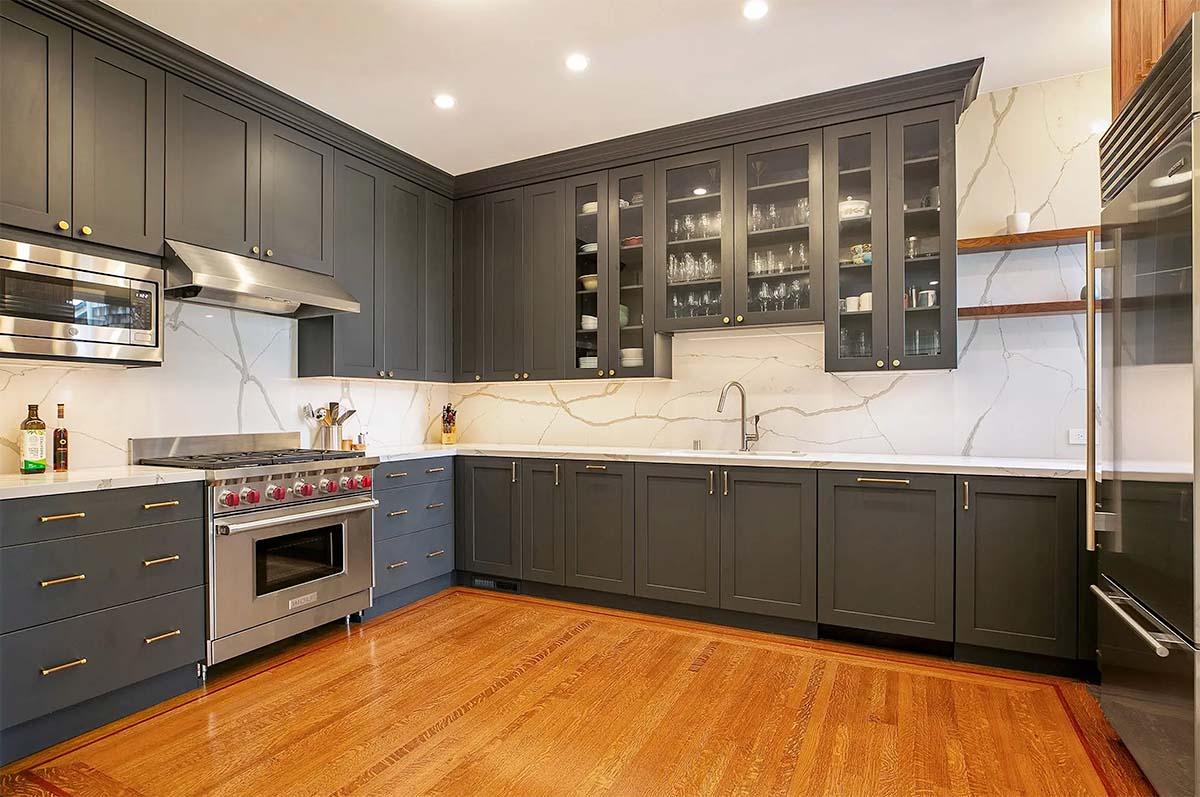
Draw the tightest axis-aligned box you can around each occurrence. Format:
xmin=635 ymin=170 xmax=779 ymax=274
xmin=579 ymin=242 xmax=598 ymax=254
xmin=620 ymin=347 xmax=644 ymax=357
xmin=581 ymin=201 xmax=598 ymax=214
xmin=578 ymin=357 xmax=598 ymax=368
xmin=580 ymin=315 xmax=598 ymax=330
xmin=577 ymin=274 xmax=599 ymax=291
xmin=838 ymin=198 xmax=871 ymax=220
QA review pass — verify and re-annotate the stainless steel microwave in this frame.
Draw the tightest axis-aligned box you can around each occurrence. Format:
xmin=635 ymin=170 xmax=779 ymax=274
xmin=0 ymin=239 xmax=163 ymax=365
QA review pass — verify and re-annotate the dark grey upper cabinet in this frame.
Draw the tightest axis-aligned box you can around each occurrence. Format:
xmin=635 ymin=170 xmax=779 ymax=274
xmin=165 ymin=76 xmax=261 ymax=258
xmin=720 ymin=467 xmax=817 ymax=620
xmin=818 ymin=470 xmax=954 ymax=640
xmin=635 ymin=463 xmax=720 ymax=607
xmin=956 ymin=476 xmax=1078 ymax=657
xmin=484 ymin=188 xmax=525 ymax=382
xmin=381 ymin=172 xmax=424 ymax=379
xmin=521 ymin=459 xmax=564 ymax=585
xmin=608 ymin=163 xmax=667 ymax=379
xmin=523 ymin=180 xmax=565 ymax=381
xmin=455 ymin=457 xmax=521 ymax=578
xmin=453 ymin=195 xmax=485 ymax=383
xmin=564 ymin=461 xmax=636 ymax=595
xmin=0 ymin=1 xmax=71 ymax=236
xmin=260 ymin=117 xmax=335 ymax=275
xmin=424 ymin=191 xmax=453 ymax=382
xmin=565 ymin=172 xmax=609 ymax=380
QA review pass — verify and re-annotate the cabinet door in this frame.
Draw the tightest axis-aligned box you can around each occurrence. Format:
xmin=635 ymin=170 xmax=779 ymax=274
xmin=521 ymin=460 xmax=564 ymax=585
xmin=484 ymin=188 xmax=525 ymax=382
xmin=734 ymin=131 xmax=824 ymax=326
xmin=381 ymin=172 xmax=424 ymax=380
xmin=260 ymin=118 xmax=334 ymax=275
xmin=1166 ymin=0 xmax=1200 ymax=40
xmin=823 ymin=118 xmax=888 ymax=372
xmin=424 ymin=191 xmax=453 ymax=382
xmin=655 ymin=147 xmax=735 ymax=331
xmin=455 ymin=457 xmax=521 ymax=578
xmin=566 ymin=173 xmax=610 ymax=379
xmin=1112 ymin=0 xmax=1165 ymax=111
xmin=454 ymin=195 xmax=485 ymax=382
xmin=609 ymin=162 xmax=658 ymax=378
xmin=523 ymin=180 xmax=565 ymax=381
xmin=71 ymin=34 xmax=165 ymax=255
xmin=886 ymin=106 xmax=956 ymax=370
xmin=956 ymin=476 xmax=1078 ymax=657
xmin=635 ymin=463 xmax=720 ymax=607
xmin=720 ymin=467 xmax=817 ymax=620
xmin=564 ymin=461 xmax=635 ymax=595
xmin=818 ymin=471 xmax=954 ymax=640
xmin=165 ymin=76 xmax=260 ymax=258
xmin=0 ymin=1 xmax=71 ymax=235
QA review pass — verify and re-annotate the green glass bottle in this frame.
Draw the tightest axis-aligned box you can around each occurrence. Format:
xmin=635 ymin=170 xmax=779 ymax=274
xmin=20 ymin=404 xmax=47 ymax=474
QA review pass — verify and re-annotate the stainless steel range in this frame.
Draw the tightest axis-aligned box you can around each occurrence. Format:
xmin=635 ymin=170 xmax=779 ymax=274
xmin=131 ymin=433 xmax=378 ymax=666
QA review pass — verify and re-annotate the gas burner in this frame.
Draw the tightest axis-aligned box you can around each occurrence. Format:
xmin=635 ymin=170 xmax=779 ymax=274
xmin=140 ymin=447 xmax=364 ymax=469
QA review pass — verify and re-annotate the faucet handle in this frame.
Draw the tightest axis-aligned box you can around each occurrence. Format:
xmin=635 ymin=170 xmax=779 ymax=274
xmin=748 ymin=414 xmax=761 ymax=442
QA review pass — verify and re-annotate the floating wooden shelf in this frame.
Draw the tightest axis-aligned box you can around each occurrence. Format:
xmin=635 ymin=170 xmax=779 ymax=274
xmin=957 ymin=226 xmax=1099 ymax=254
xmin=957 ymin=300 xmax=1085 ymax=319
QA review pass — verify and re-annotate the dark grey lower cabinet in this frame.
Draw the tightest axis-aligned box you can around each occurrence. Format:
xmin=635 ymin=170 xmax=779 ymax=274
xmin=564 ymin=461 xmax=635 ymax=595
xmin=720 ymin=468 xmax=817 ymax=620
xmin=956 ymin=476 xmax=1078 ymax=657
xmin=635 ymin=463 xmax=720 ymax=607
xmin=521 ymin=460 xmax=564 ymax=585
xmin=818 ymin=471 xmax=954 ymax=640
xmin=455 ymin=457 xmax=520 ymax=579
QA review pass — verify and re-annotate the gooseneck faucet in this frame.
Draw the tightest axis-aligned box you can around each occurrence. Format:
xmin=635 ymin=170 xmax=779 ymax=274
xmin=717 ymin=380 xmax=760 ymax=452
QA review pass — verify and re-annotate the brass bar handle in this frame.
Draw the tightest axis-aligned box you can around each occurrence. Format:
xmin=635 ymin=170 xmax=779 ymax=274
xmin=142 ymin=500 xmax=180 ymax=510
xmin=144 ymin=629 xmax=181 ymax=645
xmin=585 ymin=464 xmax=608 ymax=470
xmin=856 ymin=477 xmax=910 ymax=485
xmin=40 ymin=573 xmax=86 ymax=588
xmin=387 ymin=560 xmax=409 ymax=569
xmin=554 ymin=463 xmax=560 ymax=487
xmin=427 ymin=549 xmax=445 ymax=558
xmin=708 ymin=469 xmax=714 ymax=496
xmin=41 ymin=657 xmax=87 ymax=676
xmin=386 ymin=472 xmax=409 ymax=479
xmin=426 ymin=466 xmax=445 ymax=474
xmin=40 ymin=512 xmax=86 ymax=523
xmin=511 ymin=462 xmax=517 ymax=483
xmin=388 ymin=509 xmax=409 ymax=517
xmin=962 ymin=481 xmax=969 ymax=511
xmin=426 ymin=502 xmax=445 ymax=509
xmin=143 ymin=555 xmax=180 ymax=567
xmin=723 ymin=470 xmax=729 ymax=497
xmin=1085 ymin=228 xmax=1097 ymax=553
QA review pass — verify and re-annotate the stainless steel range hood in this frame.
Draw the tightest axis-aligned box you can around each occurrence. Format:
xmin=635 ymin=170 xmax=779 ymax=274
xmin=163 ymin=240 xmax=359 ymax=317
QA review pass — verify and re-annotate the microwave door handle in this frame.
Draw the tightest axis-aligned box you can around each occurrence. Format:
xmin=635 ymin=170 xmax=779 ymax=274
xmin=216 ymin=498 xmax=379 ymax=535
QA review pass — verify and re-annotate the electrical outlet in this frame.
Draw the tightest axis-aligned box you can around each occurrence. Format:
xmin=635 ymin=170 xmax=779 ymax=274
xmin=1068 ymin=428 xmax=1087 ymax=445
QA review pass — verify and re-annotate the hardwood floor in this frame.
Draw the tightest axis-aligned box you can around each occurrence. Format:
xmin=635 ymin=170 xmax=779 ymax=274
xmin=2 ymin=587 xmax=1152 ymax=796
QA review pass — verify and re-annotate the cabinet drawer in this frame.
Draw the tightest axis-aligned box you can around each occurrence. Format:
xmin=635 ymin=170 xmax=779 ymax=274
xmin=0 ymin=586 xmax=204 ymax=729
xmin=374 ymin=524 xmax=454 ymax=596
xmin=376 ymin=481 xmax=453 ymax=540
xmin=0 ymin=519 xmax=204 ymax=634
xmin=0 ymin=483 xmax=204 ymax=547
xmin=375 ymin=457 xmax=453 ymax=489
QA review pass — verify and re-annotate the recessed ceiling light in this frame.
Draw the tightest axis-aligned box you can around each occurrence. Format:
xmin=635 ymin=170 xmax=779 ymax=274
xmin=692 ymin=187 xmax=709 ymax=196
xmin=742 ymin=0 xmax=768 ymax=20
xmin=565 ymin=53 xmax=590 ymax=72
xmin=433 ymin=93 xmax=456 ymax=110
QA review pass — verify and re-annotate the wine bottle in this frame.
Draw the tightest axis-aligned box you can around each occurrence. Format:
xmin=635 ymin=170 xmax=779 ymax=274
xmin=53 ymin=403 xmax=68 ymax=472
xmin=19 ymin=404 xmax=47 ymax=475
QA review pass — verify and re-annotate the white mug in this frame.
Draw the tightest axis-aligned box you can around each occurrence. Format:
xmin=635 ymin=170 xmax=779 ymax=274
xmin=859 ymin=292 xmax=872 ymax=311
xmin=1006 ymin=211 xmax=1031 ymax=234
xmin=845 ymin=296 xmax=860 ymax=312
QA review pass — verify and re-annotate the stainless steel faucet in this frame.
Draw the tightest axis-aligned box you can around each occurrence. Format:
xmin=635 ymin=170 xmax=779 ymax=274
xmin=717 ymin=380 xmax=760 ymax=452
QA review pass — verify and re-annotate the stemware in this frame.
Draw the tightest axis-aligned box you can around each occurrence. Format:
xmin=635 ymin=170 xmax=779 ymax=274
xmin=749 ymin=204 xmax=763 ymax=232
xmin=686 ymin=292 xmax=701 ymax=317
xmin=773 ymin=283 xmax=787 ymax=311
xmin=766 ymin=203 xmax=779 ymax=229
xmin=698 ymin=212 xmax=712 ymax=238
xmin=757 ymin=282 xmax=771 ymax=312
xmin=671 ymin=294 xmax=684 ymax=319
xmin=683 ymin=214 xmax=697 ymax=240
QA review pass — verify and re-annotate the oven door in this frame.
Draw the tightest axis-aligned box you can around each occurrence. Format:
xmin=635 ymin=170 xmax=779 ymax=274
xmin=212 ymin=496 xmax=376 ymax=639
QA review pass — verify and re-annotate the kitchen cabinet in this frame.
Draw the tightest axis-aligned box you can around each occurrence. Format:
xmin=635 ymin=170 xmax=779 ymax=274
xmin=454 ymin=195 xmax=486 ymax=382
xmin=1112 ymin=0 xmax=1167 ymax=112
xmin=818 ymin=471 xmax=954 ymax=640
xmin=524 ymin=180 xmax=566 ymax=381
xmin=380 ymin=171 xmax=424 ymax=379
xmin=566 ymin=172 xmax=611 ymax=379
xmin=719 ymin=467 xmax=817 ymax=621
xmin=455 ymin=457 xmax=521 ymax=578
xmin=0 ymin=1 xmax=71 ymax=237
xmin=521 ymin=459 xmax=565 ymax=585
xmin=484 ymin=188 xmax=525 ymax=382
xmin=425 ymin=191 xmax=454 ymax=382
xmin=956 ymin=476 xmax=1078 ymax=658
xmin=635 ymin=463 xmax=720 ymax=607
xmin=259 ymin=118 xmax=335 ymax=275
xmin=564 ymin=461 xmax=636 ymax=595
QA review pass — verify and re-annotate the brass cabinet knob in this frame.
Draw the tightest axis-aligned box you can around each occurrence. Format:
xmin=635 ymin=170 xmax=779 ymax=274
xmin=892 ymin=359 xmax=900 ymax=368
xmin=56 ymin=220 xmax=69 ymax=231
xmin=722 ymin=316 xmax=730 ymax=324
xmin=80 ymin=225 xmax=92 ymax=236
xmin=252 ymin=245 xmax=260 ymax=255
xmin=513 ymin=373 xmax=520 ymax=380
xmin=522 ymin=372 xmax=529 ymax=379
xmin=876 ymin=360 xmax=885 ymax=368
xmin=735 ymin=315 xmax=744 ymax=323
xmin=597 ymin=370 xmax=604 ymax=377
xmin=387 ymin=370 xmax=395 ymax=377
xmin=608 ymin=369 xmax=615 ymax=376
xmin=474 ymin=375 xmax=481 ymax=381
xmin=265 ymin=249 xmax=273 ymax=257
xmin=378 ymin=370 xmax=386 ymax=377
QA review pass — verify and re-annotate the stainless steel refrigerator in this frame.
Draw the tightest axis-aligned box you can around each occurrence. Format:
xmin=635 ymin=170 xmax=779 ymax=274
xmin=1094 ymin=14 xmax=1199 ymax=797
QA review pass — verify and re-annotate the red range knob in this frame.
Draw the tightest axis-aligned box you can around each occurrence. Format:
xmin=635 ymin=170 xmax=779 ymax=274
xmin=266 ymin=484 xmax=287 ymax=501
xmin=361 ymin=474 xmax=372 ymax=489
xmin=295 ymin=481 xmax=314 ymax=497
xmin=320 ymin=478 xmax=338 ymax=494
xmin=340 ymin=475 xmax=361 ymax=491
xmin=241 ymin=488 xmax=261 ymax=504
xmin=218 ymin=490 xmax=240 ymax=508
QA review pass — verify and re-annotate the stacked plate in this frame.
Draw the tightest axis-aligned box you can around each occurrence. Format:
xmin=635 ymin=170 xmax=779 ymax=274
xmin=580 ymin=315 xmax=598 ymax=330
xmin=578 ymin=356 xmax=599 ymax=369
xmin=619 ymin=347 xmax=644 ymax=368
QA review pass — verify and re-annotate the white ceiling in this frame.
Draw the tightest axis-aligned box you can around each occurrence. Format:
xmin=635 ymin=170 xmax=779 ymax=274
xmin=104 ymin=0 xmax=1110 ymax=176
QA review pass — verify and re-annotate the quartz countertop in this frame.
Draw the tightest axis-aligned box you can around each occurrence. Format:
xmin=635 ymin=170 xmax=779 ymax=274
xmin=0 ymin=465 xmax=207 ymax=501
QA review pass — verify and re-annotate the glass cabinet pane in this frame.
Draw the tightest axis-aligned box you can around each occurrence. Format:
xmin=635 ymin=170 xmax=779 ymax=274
xmin=898 ymin=120 xmax=944 ymax=359
xmin=572 ymin=180 xmax=604 ymax=376
xmin=663 ymin=158 xmax=725 ymax=325
xmin=613 ymin=173 xmax=648 ymax=374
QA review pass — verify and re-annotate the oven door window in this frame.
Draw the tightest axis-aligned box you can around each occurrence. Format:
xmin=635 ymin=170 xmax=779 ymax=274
xmin=0 ymin=266 xmax=152 ymax=332
xmin=255 ymin=523 xmax=345 ymax=596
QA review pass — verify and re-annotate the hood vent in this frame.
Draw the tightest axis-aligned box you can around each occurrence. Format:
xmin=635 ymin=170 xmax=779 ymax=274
xmin=163 ymin=240 xmax=359 ymax=317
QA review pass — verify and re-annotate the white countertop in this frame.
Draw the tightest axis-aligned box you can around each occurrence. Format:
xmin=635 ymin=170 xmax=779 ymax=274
xmin=0 ymin=465 xmax=206 ymax=501
xmin=370 ymin=443 xmax=1085 ymax=479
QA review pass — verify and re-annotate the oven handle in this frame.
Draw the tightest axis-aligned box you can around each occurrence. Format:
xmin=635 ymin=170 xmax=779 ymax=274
xmin=216 ymin=498 xmax=379 ymax=535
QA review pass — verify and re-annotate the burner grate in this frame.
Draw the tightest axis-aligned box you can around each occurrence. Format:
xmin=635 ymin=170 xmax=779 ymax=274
xmin=140 ymin=448 xmax=365 ymax=469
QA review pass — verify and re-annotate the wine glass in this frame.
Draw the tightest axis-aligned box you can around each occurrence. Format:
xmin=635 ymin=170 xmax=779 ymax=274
xmin=683 ymin=214 xmax=697 ymax=240
xmin=671 ymin=294 xmax=684 ymax=319
xmin=790 ymin=279 xmax=805 ymax=309
xmin=773 ymin=283 xmax=787 ymax=311
xmin=686 ymin=292 xmax=701 ymax=317
xmin=757 ymin=282 xmax=771 ymax=312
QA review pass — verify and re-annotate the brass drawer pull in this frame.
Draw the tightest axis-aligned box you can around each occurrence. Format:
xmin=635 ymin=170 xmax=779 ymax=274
xmin=386 ymin=471 xmax=409 ymax=479
xmin=40 ymin=573 xmax=86 ymax=588
xmin=40 ymin=512 xmax=85 ymax=523
xmin=388 ymin=509 xmax=409 ymax=517
xmin=962 ymin=481 xmax=969 ymax=511
xmin=427 ymin=549 xmax=445 ymax=558
xmin=426 ymin=466 xmax=445 ymax=474
xmin=426 ymin=502 xmax=445 ymax=510
xmin=708 ymin=469 xmax=714 ymax=496
xmin=554 ymin=463 xmax=560 ymax=486
xmin=143 ymin=554 xmax=180 ymax=567
xmin=856 ymin=477 xmax=910 ymax=485
xmin=585 ymin=464 xmax=608 ymax=470
xmin=387 ymin=560 xmax=409 ymax=569
xmin=144 ymin=629 xmax=181 ymax=645
xmin=723 ymin=469 xmax=729 ymax=496
xmin=41 ymin=657 xmax=87 ymax=676
xmin=143 ymin=500 xmax=180 ymax=510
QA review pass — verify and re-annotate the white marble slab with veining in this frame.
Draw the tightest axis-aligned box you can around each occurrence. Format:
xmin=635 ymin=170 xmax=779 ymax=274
xmin=0 ymin=465 xmax=206 ymax=501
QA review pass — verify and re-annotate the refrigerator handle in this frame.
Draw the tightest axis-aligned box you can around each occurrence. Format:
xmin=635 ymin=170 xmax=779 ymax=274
xmin=1085 ymin=228 xmax=1097 ymax=552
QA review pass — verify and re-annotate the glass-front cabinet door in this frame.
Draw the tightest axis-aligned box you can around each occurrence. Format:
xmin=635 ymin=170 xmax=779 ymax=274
xmin=886 ymin=105 xmax=956 ymax=370
xmin=608 ymin=163 xmax=655 ymax=378
xmin=823 ymin=118 xmax=888 ymax=371
xmin=655 ymin=148 xmax=734 ymax=331
xmin=566 ymin=173 xmax=609 ymax=379
xmin=734 ymin=131 xmax=823 ymax=326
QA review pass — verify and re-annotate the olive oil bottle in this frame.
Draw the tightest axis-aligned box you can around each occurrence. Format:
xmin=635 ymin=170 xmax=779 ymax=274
xmin=53 ymin=403 xmax=69 ymax=472
xmin=19 ymin=404 xmax=47 ymax=474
